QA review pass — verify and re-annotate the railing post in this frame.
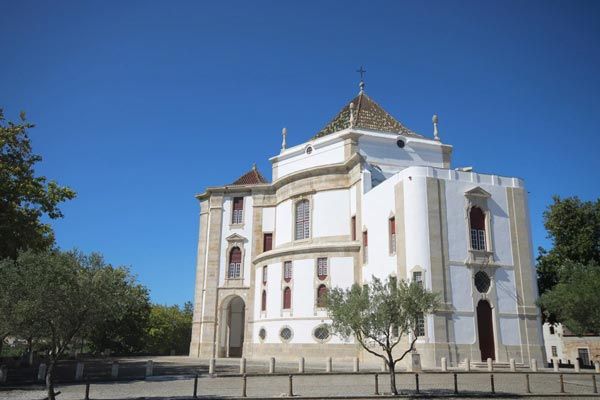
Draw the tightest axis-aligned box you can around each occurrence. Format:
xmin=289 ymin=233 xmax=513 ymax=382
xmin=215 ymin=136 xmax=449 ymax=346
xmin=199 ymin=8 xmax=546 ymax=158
xmin=575 ymin=358 xmax=581 ymax=373
xmin=209 ymin=358 xmax=215 ymax=375
xmin=595 ymin=362 xmax=600 ymax=373
xmin=193 ymin=374 xmax=198 ymax=399
xmin=509 ymin=358 xmax=516 ymax=372
xmin=464 ymin=357 xmax=470 ymax=372
xmin=531 ymin=358 xmax=537 ymax=372
xmin=525 ymin=373 xmax=531 ymax=393
xmin=145 ymin=360 xmax=153 ymax=377
xmin=353 ymin=357 xmax=359 ymax=373
xmin=441 ymin=357 xmax=447 ymax=372
xmin=593 ymin=374 xmax=597 ymax=394
xmin=298 ymin=357 xmax=305 ymax=373
xmin=269 ymin=357 xmax=275 ymax=374
xmin=553 ymin=359 xmax=559 ymax=372
xmin=288 ymin=375 xmax=293 ymax=397
xmin=37 ymin=363 xmax=47 ymax=382
xmin=240 ymin=358 xmax=246 ymax=374
xmin=241 ymin=374 xmax=247 ymax=397
xmin=490 ymin=374 xmax=495 ymax=394
xmin=76 ymin=362 xmax=85 ymax=381
xmin=374 ymin=373 xmax=379 ymax=395
xmin=559 ymin=373 xmax=565 ymax=393
xmin=326 ymin=357 xmax=332 ymax=373
xmin=453 ymin=373 xmax=458 ymax=394
xmin=415 ymin=373 xmax=419 ymax=394
xmin=0 ymin=365 xmax=7 ymax=384
xmin=487 ymin=358 xmax=493 ymax=372
xmin=111 ymin=362 xmax=119 ymax=379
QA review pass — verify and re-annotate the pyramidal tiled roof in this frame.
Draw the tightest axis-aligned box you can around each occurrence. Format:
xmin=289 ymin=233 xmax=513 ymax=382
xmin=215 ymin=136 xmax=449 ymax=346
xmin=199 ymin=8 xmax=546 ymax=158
xmin=313 ymin=91 xmax=423 ymax=139
xmin=231 ymin=165 xmax=268 ymax=185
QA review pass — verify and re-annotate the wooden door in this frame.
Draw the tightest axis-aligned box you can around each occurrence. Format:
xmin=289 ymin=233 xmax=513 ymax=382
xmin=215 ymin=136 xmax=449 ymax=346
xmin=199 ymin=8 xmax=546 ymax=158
xmin=477 ymin=300 xmax=495 ymax=361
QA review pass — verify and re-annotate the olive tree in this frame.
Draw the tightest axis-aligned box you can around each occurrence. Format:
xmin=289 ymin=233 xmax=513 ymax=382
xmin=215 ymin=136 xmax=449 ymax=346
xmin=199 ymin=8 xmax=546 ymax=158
xmin=326 ymin=276 xmax=439 ymax=395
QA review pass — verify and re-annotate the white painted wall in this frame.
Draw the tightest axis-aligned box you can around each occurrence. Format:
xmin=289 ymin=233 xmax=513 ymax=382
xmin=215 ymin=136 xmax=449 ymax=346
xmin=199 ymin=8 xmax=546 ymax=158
xmin=542 ymin=323 xmax=565 ymax=363
xmin=218 ymin=195 xmax=254 ymax=286
xmin=292 ymin=259 xmax=314 ymax=317
xmin=262 ymin=207 xmax=275 ymax=232
xmin=313 ymin=189 xmax=350 ymax=238
xmin=403 ymin=176 xmax=432 ymax=286
xmin=274 ymin=199 xmax=292 ymax=246
xmin=453 ymin=316 xmax=476 ymax=344
xmin=449 ymin=265 xmax=474 ymax=312
xmin=499 ymin=316 xmax=521 ymax=345
xmin=330 ymin=257 xmax=354 ymax=290
xmin=495 ymin=268 xmax=518 ymax=313
xmin=273 ymin=138 xmax=346 ymax=180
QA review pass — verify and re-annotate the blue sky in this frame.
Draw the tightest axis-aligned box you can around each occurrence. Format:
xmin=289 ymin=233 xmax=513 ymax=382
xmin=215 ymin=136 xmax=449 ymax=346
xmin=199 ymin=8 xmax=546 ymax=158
xmin=1 ymin=1 xmax=599 ymax=306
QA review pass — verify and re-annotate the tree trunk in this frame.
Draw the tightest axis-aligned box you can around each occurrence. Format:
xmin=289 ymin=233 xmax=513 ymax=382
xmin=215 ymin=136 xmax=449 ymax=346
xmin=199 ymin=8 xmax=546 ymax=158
xmin=46 ymin=359 xmax=56 ymax=400
xmin=0 ymin=335 xmax=4 ymax=358
xmin=388 ymin=360 xmax=397 ymax=395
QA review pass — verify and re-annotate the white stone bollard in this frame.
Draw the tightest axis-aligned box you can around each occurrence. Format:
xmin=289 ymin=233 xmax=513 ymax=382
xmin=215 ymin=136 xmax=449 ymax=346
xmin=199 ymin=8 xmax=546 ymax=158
xmin=553 ymin=359 xmax=559 ymax=372
xmin=269 ymin=357 xmax=275 ymax=373
xmin=575 ymin=360 xmax=581 ymax=372
xmin=464 ymin=357 xmax=471 ymax=372
xmin=510 ymin=358 xmax=516 ymax=372
xmin=353 ymin=357 xmax=360 ymax=372
xmin=0 ymin=365 xmax=7 ymax=383
xmin=145 ymin=360 xmax=154 ymax=377
xmin=37 ymin=363 xmax=47 ymax=381
xmin=531 ymin=359 xmax=537 ymax=372
xmin=326 ymin=357 xmax=332 ymax=373
xmin=209 ymin=358 xmax=215 ymax=375
xmin=487 ymin=358 xmax=493 ymax=372
xmin=240 ymin=358 xmax=246 ymax=374
xmin=111 ymin=362 xmax=119 ymax=379
xmin=298 ymin=357 xmax=304 ymax=373
xmin=75 ymin=362 xmax=84 ymax=381
xmin=440 ymin=357 xmax=447 ymax=372
xmin=595 ymin=361 xmax=600 ymax=373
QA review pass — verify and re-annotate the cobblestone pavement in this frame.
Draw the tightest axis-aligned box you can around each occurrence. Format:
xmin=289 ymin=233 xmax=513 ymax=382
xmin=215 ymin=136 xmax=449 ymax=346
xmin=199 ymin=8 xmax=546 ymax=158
xmin=2 ymin=371 xmax=599 ymax=399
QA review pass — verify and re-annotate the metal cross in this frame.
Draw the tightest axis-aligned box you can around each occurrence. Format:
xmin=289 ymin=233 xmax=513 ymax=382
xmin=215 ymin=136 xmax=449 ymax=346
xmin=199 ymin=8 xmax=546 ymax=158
xmin=356 ymin=66 xmax=366 ymax=81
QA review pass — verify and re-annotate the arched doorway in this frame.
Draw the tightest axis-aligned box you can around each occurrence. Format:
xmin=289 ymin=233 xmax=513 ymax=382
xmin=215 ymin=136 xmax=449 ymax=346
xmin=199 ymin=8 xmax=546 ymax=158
xmin=220 ymin=296 xmax=245 ymax=357
xmin=477 ymin=300 xmax=495 ymax=361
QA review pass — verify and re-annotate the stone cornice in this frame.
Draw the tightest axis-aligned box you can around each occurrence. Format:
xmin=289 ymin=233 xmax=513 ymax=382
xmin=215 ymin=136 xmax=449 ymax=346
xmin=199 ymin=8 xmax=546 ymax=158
xmin=253 ymin=241 xmax=361 ymax=265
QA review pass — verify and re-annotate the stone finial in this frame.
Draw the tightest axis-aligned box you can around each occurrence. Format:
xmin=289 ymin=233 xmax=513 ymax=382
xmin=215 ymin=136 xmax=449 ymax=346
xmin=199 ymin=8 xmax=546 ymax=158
xmin=281 ymin=127 xmax=287 ymax=151
xmin=349 ymin=102 xmax=355 ymax=128
xmin=252 ymin=163 xmax=257 ymax=171
xmin=432 ymin=114 xmax=440 ymax=141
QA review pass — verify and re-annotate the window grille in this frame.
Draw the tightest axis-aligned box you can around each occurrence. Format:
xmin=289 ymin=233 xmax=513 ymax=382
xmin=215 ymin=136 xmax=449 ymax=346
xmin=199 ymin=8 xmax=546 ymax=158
xmin=295 ymin=200 xmax=310 ymax=240
xmin=415 ymin=313 xmax=425 ymax=337
xmin=283 ymin=261 xmax=292 ymax=282
xmin=232 ymin=197 xmax=244 ymax=224
xmin=314 ymin=325 xmax=330 ymax=341
xmin=228 ymin=247 xmax=241 ymax=278
xmin=317 ymin=258 xmax=328 ymax=280
xmin=413 ymin=271 xmax=423 ymax=287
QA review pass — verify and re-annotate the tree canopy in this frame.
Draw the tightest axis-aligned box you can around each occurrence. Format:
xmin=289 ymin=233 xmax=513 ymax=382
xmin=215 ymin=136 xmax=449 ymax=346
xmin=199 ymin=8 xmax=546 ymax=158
xmin=326 ymin=276 xmax=439 ymax=395
xmin=0 ymin=109 xmax=75 ymax=260
xmin=145 ymin=302 xmax=194 ymax=355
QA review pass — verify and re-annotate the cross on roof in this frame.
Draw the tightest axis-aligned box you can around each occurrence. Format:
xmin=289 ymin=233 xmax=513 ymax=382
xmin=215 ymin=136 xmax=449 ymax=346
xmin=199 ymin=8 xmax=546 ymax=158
xmin=356 ymin=66 xmax=366 ymax=81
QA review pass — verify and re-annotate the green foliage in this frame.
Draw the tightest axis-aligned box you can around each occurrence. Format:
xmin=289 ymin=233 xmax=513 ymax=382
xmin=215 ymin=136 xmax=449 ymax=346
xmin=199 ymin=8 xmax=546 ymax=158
xmin=0 ymin=109 xmax=76 ymax=260
xmin=145 ymin=302 xmax=193 ymax=355
xmin=537 ymin=196 xmax=600 ymax=295
xmin=326 ymin=276 xmax=439 ymax=394
xmin=538 ymin=261 xmax=600 ymax=336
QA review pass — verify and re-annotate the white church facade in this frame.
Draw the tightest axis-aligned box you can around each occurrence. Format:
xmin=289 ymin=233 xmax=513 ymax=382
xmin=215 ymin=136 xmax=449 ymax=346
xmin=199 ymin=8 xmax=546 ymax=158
xmin=189 ymin=82 xmax=545 ymax=368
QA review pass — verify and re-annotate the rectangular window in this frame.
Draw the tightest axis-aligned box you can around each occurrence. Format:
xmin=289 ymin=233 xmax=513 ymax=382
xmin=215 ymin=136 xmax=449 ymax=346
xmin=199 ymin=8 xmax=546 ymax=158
xmin=416 ymin=313 xmax=425 ymax=337
xmin=232 ymin=197 xmax=244 ymax=224
xmin=551 ymin=346 xmax=558 ymax=357
xmin=470 ymin=229 xmax=486 ymax=251
xmin=317 ymin=258 xmax=328 ymax=280
xmin=351 ymin=216 xmax=356 ymax=241
xmin=389 ymin=217 xmax=396 ymax=254
xmin=283 ymin=261 xmax=292 ymax=282
xmin=578 ymin=348 xmax=590 ymax=366
xmin=295 ymin=200 xmax=310 ymax=240
xmin=263 ymin=233 xmax=273 ymax=252
xmin=362 ymin=231 xmax=368 ymax=264
xmin=412 ymin=271 xmax=423 ymax=287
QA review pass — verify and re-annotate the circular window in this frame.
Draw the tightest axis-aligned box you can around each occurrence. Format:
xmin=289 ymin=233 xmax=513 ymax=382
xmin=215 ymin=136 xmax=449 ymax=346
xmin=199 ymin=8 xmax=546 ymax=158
xmin=306 ymin=146 xmax=313 ymax=154
xmin=258 ymin=327 xmax=266 ymax=341
xmin=313 ymin=324 xmax=330 ymax=342
xmin=474 ymin=271 xmax=491 ymax=293
xmin=279 ymin=327 xmax=293 ymax=342
xmin=396 ymin=139 xmax=405 ymax=148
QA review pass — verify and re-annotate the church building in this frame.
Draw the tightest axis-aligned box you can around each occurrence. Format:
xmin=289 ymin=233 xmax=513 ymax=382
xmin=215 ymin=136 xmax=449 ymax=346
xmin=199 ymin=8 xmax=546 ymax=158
xmin=189 ymin=81 xmax=545 ymax=368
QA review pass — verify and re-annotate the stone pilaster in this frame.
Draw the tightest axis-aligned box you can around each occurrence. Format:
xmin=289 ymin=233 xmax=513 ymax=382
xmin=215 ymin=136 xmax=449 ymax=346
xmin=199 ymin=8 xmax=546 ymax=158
xmin=190 ymin=199 xmax=210 ymax=357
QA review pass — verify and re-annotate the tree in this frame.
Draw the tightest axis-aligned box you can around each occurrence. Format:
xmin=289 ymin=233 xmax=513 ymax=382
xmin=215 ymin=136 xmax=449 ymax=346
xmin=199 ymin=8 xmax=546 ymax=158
xmin=0 ymin=250 xmax=146 ymax=400
xmin=326 ymin=276 xmax=439 ymax=395
xmin=145 ymin=302 xmax=193 ymax=355
xmin=537 ymin=196 xmax=600 ymax=295
xmin=538 ymin=261 xmax=600 ymax=336
xmin=0 ymin=109 xmax=76 ymax=260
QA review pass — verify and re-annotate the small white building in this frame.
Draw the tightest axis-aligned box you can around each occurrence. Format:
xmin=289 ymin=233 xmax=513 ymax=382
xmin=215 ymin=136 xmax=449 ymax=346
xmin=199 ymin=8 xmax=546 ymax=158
xmin=189 ymin=82 xmax=546 ymax=368
xmin=543 ymin=322 xmax=599 ymax=367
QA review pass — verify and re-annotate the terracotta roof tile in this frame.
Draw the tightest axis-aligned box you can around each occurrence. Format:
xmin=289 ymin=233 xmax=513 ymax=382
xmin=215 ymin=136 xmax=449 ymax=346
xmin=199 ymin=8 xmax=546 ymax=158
xmin=231 ymin=166 xmax=268 ymax=185
xmin=313 ymin=92 xmax=423 ymax=139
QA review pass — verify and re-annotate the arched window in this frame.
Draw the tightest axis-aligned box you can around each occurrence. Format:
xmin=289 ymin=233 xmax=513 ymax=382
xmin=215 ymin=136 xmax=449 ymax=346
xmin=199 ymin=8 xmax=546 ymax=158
xmin=317 ymin=258 xmax=328 ymax=280
xmin=283 ymin=261 xmax=292 ymax=282
xmin=469 ymin=207 xmax=486 ymax=251
xmin=228 ymin=247 xmax=242 ymax=278
xmin=316 ymin=284 xmax=328 ymax=308
xmin=283 ymin=287 xmax=291 ymax=309
xmin=295 ymin=200 xmax=310 ymax=240
xmin=261 ymin=290 xmax=267 ymax=312
xmin=262 ymin=266 xmax=267 ymax=284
